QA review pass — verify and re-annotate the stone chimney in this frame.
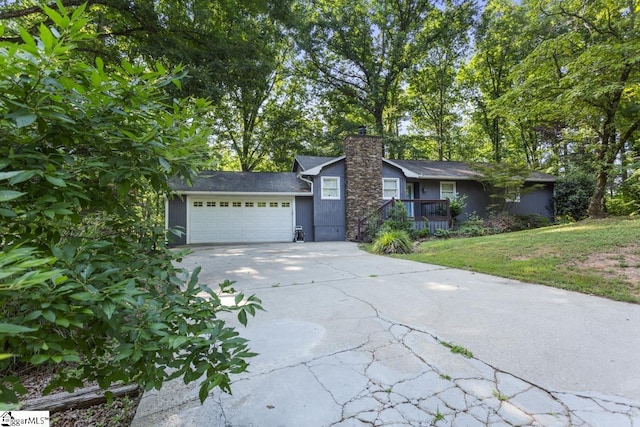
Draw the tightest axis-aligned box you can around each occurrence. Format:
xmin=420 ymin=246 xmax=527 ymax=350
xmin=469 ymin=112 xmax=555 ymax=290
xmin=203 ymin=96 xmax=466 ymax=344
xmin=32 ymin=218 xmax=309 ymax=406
xmin=344 ymin=134 xmax=383 ymax=240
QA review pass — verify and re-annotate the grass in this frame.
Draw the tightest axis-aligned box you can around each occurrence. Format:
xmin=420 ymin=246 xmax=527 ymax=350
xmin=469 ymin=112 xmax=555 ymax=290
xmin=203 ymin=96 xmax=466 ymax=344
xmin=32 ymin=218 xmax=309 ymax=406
xmin=398 ymin=217 xmax=640 ymax=304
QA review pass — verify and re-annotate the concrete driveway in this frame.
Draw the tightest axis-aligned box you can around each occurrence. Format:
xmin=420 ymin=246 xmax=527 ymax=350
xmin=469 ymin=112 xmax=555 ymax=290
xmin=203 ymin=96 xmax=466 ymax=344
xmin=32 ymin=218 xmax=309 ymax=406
xmin=132 ymin=242 xmax=640 ymax=426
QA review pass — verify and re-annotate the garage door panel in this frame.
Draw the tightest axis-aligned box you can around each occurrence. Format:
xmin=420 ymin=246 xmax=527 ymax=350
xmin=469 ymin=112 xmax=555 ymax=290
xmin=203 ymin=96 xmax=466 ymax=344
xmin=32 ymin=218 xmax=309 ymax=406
xmin=188 ymin=196 xmax=293 ymax=243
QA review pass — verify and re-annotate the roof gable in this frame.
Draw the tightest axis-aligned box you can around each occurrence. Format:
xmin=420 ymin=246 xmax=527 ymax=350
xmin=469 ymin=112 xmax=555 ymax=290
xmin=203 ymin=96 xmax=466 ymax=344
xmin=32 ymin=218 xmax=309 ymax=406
xmin=293 ymin=155 xmax=340 ymax=171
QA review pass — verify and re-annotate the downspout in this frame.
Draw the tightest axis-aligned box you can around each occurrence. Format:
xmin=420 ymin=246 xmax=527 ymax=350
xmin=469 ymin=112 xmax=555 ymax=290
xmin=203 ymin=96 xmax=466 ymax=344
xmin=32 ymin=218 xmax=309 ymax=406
xmin=298 ymin=174 xmax=314 ymax=241
xmin=298 ymin=174 xmax=314 ymax=194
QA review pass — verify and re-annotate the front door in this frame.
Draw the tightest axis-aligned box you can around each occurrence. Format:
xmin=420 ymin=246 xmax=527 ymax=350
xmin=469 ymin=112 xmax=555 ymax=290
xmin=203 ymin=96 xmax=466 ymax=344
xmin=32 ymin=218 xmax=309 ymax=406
xmin=405 ymin=182 xmax=415 ymax=217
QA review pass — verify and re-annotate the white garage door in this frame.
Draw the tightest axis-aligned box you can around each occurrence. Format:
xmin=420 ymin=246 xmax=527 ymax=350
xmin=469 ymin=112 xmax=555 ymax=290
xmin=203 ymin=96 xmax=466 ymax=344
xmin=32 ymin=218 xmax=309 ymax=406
xmin=188 ymin=196 xmax=294 ymax=243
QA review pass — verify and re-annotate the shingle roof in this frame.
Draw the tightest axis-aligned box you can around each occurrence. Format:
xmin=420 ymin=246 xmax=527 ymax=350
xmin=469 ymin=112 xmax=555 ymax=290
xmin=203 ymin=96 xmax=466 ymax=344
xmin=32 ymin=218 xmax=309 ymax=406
xmin=389 ymin=159 xmax=556 ymax=182
xmin=169 ymin=171 xmax=312 ymax=194
xmin=294 ymin=155 xmax=556 ymax=182
xmin=293 ymin=155 xmax=339 ymax=171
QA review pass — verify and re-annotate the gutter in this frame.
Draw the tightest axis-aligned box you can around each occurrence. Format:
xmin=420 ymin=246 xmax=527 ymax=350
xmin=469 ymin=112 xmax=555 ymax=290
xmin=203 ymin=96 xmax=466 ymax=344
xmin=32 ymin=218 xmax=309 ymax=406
xmin=297 ymin=174 xmax=314 ymax=195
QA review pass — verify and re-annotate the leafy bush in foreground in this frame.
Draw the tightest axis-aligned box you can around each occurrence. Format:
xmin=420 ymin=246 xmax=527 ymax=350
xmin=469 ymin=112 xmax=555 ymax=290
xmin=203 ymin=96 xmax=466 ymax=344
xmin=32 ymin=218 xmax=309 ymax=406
xmin=0 ymin=6 xmax=261 ymax=407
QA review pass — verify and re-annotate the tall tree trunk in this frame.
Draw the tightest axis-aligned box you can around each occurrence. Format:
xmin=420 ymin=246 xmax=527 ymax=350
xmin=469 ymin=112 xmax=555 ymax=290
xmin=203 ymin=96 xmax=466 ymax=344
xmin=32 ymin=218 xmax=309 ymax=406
xmin=588 ymin=168 xmax=609 ymax=218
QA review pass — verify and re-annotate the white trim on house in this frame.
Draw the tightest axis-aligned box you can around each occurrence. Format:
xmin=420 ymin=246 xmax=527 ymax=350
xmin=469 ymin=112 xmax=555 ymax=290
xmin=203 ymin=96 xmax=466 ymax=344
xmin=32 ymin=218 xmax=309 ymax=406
xmin=382 ymin=178 xmax=400 ymax=200
xmin=440 ymin=181 xmax=457 ymax=200
xmin=383 ymin=159 xmax=420 ymax=178
xmin=174 ymin=190 xmax=311 ymax=196
xmin=301 ymin=156 xmax=346 ymax=176
xmin=321 ymin=176 xmax=341 ymax=200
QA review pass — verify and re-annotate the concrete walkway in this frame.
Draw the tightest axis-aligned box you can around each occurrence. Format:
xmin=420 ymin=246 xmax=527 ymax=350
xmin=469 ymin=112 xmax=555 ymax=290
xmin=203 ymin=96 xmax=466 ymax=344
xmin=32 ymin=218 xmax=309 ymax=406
xmin=132 ymin=242 xmax=640 ymax=426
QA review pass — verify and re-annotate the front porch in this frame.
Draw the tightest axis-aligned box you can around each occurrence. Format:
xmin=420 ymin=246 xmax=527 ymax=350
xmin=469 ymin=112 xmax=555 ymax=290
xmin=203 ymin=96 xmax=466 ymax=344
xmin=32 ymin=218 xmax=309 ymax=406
xmin=356 ymin=198 xmax=451 ymax=241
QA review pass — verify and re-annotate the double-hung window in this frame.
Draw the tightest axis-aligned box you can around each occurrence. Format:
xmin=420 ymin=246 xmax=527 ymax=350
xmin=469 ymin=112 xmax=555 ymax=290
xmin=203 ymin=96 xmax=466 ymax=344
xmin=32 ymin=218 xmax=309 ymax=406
xmin=440 ymin=182 xmax=456 ymax=200
xmin=382 ymin=178 xmax=400 ymax=200
xmin=321 ymin=177 xmax=340 ymax=200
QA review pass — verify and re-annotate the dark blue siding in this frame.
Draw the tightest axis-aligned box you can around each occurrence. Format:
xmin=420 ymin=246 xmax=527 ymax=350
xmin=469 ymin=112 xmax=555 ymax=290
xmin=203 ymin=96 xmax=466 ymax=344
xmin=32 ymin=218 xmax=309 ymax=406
xmin=167 ymin=195 xmax=187 ymax=246
xmin=295 ymin=196 xmax=314 ymax=242
xmin=512 ymin=183 xmax=555 ymax=220
xmin=314 ymin=161 xmax=345 ymax=241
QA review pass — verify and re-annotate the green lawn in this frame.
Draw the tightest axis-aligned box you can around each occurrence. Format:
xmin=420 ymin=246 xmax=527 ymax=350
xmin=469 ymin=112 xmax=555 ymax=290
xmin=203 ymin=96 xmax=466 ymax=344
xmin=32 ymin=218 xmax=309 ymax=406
xmin=398 ymin=217 xmax=640 ymax=304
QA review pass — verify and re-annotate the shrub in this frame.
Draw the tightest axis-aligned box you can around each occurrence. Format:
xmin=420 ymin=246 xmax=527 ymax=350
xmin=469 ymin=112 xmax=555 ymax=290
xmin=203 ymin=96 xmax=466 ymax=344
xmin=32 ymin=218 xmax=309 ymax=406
xmin=414 ymin=226 xmax=432 ymax=239
xmin=456 ymin=224 xmax=485 ymax=237
xmin=372 ymin=230 xmax=413 ymax=254
xmin=554 ymin=172 xmax=596 ymax=220
xmin=0 ymin=8 xmax=261 ymax=407
xmin=513 ymin=214 xmax=551 ymax=230
xmin=382 ymin=201 xmax=413 ymax=234
xmin=606 ymin=170 xmax=640 ymax=216
xmin=433 ymin=228 xmax=453 ymax=239
xmin=485 ymin=213 xmax=551 ymax=233
xmin=449 ymin=194 xmax=468 ymax=218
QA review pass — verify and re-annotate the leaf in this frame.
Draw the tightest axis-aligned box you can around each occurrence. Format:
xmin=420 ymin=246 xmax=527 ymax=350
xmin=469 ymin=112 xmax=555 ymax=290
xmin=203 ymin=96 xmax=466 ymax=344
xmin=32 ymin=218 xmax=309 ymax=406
xmin=0 ymin=208 xmax=16 ymax=217
xmin=102 ymin=302 xmax=116 ymax=320
xmin=42 ymin=3 xmax=68 ymax=28
xmin=238 ymin=310 xmax=247 ymax=327
xmin=0 ymin=323 xmax=37 ymax=334
xmin=7 ymin=109 xmax=37 ymax=128
xmin=30 ymin=354 xmax=50 ymax=364
xmin=45 ymin=175 xmax=67 ymax=187
xmin=158 ymin=157 xmax=171 ymax=171
xmin=9 ymin=170 xmax=37 ymax=184
xmin=0 ymin=171 xmax=21 ymax=181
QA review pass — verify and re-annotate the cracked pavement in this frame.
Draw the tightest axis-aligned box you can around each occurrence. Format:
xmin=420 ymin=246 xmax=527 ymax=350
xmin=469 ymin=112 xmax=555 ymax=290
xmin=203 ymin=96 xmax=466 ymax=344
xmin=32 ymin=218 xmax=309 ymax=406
xmin=132 ymin=242 xmax=640 ymax=426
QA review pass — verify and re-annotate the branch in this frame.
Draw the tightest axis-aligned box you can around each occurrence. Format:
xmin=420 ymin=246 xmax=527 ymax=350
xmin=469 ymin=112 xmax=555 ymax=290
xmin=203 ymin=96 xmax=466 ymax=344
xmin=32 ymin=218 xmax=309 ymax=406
xmin=0 ymin=0 xmax=107 ymax=20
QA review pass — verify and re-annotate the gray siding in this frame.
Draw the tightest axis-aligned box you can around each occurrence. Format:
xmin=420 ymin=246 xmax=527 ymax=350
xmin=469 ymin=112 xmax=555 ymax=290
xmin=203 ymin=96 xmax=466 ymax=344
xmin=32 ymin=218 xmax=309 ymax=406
xmin=382 ymin=164 xmax=407 ymax=197
xmin=295 ymin=196 xmax=314 ymax=242
xmin=167 ymin=195 xmax=187 ymax=246
xmin=314 ymin=161 xmax=345 ymax=241
xmin=511 ymin=183 xmax=555 ymax=220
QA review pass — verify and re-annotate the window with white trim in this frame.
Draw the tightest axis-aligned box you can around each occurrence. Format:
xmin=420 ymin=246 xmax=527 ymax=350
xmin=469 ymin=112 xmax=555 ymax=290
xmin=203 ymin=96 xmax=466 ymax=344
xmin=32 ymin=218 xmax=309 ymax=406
xmin=382 ymin=178 xmax=400 ymax=200
xmin=321 ymin=176 xmax=340 ymax=200
xmin=193 ymin=201 xmax=203 ymax=207
xmin=440 ymin=182 xmax=456 ymax=200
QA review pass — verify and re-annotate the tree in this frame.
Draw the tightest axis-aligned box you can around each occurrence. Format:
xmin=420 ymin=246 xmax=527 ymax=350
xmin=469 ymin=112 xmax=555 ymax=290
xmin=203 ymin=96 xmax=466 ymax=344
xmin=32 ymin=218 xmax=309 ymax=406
xmin=406 ymin=2 xmax=473 ymax=161
xmin=293 ymin=0 xmax=472 ymax=155
xmin=0 ymin=0 xmax=293 ymax=101
xmin=507 ymin=0 xmax=640 ymax=217
xmin=0 ymin=7 xmax=261 ymax=406
xmin=459 ymin=0 xmax=536 ymax=163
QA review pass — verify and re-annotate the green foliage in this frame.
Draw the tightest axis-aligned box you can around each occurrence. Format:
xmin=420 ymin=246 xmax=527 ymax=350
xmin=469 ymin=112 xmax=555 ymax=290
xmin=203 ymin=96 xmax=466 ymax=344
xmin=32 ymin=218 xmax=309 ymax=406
xmin=382 ymin=201 xmax=413 ymax=234
xmin=449 ymin=194 xmax=468 ymax=218
xmin=554 ymin=173 xmax=596 ymax=221
xmin=433 ymin=228 xmax=453 ymax=239
xmin=294 ymin=0 xmax=463 ymax=140
xmin=414 ymin=226 xmax=432 ymax=239
xmin=606 ymin=168 xmax=640 ymax=216
xmin=456 ymin=213 xmax=487 ymax=237
xmin=0 ymin=7 xmax=261 ymax=406
xmin=372 ymin=230 xmax=413 ymax=255
xmin=474 ymin=162 xmax=541 ymax=213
